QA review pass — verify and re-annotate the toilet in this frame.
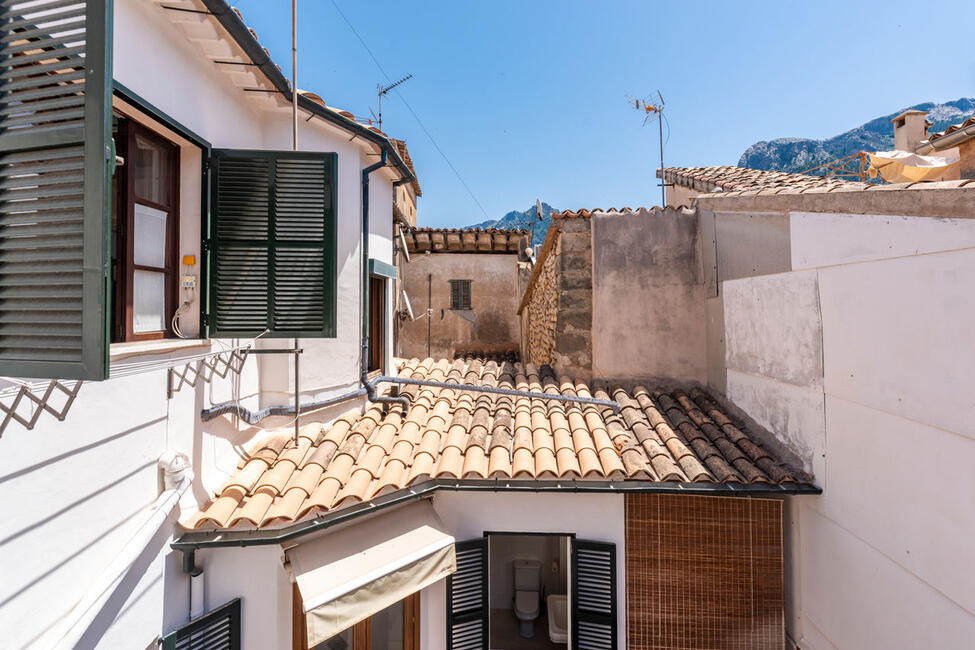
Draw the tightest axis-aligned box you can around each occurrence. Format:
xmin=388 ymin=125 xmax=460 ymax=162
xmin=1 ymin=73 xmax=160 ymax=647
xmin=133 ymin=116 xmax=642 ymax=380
xmin=512 ymin=559 xmax=542 ymax=638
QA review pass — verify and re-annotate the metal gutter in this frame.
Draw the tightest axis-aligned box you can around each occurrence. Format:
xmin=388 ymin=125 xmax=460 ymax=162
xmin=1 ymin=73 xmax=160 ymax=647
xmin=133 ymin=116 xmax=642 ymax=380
xmin=196 ymin=0 xmax=416 ymax=187
xmin=172 ymin=478 xmax=822 ymax=551
xmin=916 ymin=124 xmax=975 ymax=154
xmin=368 ymin=375 xmax=620 ymax=412
xmin=200 ymin=387 xmax=367 ymax=424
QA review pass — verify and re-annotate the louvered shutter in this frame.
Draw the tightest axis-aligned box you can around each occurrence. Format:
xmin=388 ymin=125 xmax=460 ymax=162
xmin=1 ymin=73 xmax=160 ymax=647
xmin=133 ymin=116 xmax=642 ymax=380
xmin=162 ymin=598 xmax=241 ymax=650
xmin=571 ymin=539 xmax=617 ymax=650
xmin=208 ymin=150 xmax=336 ymax=338
xmin=0 ymin=0 xmax=113 ymax=380
xmin=446 ymin=538 xmax=488 ymax=650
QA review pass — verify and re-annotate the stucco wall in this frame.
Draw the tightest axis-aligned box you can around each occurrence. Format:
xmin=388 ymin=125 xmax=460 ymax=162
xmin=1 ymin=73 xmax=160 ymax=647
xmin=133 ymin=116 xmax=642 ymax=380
xmin=0 ymin=2 xmax=398 ymax=648
xmin=709 ymin=197 xmax=975 ymax=649
xmin=591 ymin=207 xmax=706 ymax=382
xmin=664 ymin=183 xmax=701 ymax=208
xmin=397 ymin=252 xmax=522 ymax=360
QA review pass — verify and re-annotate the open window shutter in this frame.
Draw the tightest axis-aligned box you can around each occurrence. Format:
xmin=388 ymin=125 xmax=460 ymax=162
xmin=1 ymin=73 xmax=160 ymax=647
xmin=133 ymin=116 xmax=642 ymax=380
xmin=161 ymin=598 xmax=241 ymax=650
xmin=208 ymin=150 xmax=336 ymax=338
xmin=446 ymin=538 xmax=487 ymax=650
xmin=0 ymin=0 xmax=113 ymax=379
xmin=571 ymin=539 xmax=617 ymax=650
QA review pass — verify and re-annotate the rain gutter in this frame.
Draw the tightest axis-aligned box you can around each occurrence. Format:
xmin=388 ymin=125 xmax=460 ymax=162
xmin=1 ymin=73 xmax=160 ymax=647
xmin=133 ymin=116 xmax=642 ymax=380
xmin=172 ymin=478 xmax=821 ymax=551
xmin=916 ymin=124 xmax=975 ymax=154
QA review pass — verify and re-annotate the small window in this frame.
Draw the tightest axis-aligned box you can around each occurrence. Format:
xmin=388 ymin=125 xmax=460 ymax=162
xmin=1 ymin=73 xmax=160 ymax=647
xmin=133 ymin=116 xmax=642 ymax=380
xmin=111 ymin=118 xmax=180 ymax=342
xmin=449 ymin=280 xmax=471 ymax=311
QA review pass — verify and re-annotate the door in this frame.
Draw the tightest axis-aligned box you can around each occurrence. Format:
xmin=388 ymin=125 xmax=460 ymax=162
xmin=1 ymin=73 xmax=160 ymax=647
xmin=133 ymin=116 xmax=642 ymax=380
xmin=571 ymin=539 xmax=617 ymax=650
xmin=446 ymin=538 xmax=488 ymax=650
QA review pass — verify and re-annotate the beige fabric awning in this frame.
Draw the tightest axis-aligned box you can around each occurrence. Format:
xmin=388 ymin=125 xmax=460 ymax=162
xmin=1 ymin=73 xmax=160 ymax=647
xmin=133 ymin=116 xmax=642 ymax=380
xmin=868 ymin=148 xmax=960 ymax=183
xmin=285 ymin=501 xmax=456 ymax=646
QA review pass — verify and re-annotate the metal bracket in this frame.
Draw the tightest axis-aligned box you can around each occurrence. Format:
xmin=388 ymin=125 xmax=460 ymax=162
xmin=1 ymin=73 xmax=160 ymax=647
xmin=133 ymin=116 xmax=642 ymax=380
xmin=0 ymin=380 xmax=83 ymax=438
xmin=167 ymin=348 xmax=249 ymax=399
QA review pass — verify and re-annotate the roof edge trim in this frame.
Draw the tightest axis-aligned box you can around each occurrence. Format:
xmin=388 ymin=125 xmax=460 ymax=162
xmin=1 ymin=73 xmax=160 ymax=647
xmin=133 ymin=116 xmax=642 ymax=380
xmin=173 ymin=477 xmax=821 ymax=550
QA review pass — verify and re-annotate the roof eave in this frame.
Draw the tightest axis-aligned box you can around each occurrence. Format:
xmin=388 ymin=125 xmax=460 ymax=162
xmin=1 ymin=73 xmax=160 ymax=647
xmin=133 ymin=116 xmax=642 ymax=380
xmin=197 ymin=0 xmax=416 ymax=186
xmin=172 ymin=477 xmax=821 ymax=551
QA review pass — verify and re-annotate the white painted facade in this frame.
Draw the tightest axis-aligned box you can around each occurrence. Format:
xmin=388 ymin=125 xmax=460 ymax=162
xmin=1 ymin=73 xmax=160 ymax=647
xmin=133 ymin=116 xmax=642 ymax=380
xmin=194 ymin=491 xmax=627 ymax=650
xmin=715 ymin=207 xmax=975 ymax=649
xmin=0 ymin=1 xmax=404 ymax=647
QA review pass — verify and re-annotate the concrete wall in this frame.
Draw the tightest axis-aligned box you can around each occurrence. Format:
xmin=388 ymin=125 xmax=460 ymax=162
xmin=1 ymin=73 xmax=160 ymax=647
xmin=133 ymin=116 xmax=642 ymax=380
xmin=0 ymin=2 xmax=398 ymax=648
xmin=664 ymin=183 xmax=701 ymax=209
xmin=591 ymin=207 xmax=706 ymax=382
xmin=696 ymin=189 xmax=975 ymax=649
xmin=397 ymin=253 xmax=522 ymax=360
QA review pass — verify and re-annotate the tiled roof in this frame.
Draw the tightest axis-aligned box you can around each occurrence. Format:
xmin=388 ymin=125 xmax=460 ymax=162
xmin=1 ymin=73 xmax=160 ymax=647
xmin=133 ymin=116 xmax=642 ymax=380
xmin=928 ymin=116 xmax=975 ymax=143
xmin=403 ymin=227 xmax=526 ymax=254
xmin=659 ymin=166 xmax=867 ymax=194
xmin=390 ymin=139 xmax=421 ymax=197
xmin=189 ymin=358 xmax=815 ymax=530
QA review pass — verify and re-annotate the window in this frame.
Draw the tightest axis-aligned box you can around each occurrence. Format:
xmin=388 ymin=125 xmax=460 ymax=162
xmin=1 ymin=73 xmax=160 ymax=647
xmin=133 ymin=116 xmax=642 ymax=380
xmin=449 ymin=280 xmax=471 ymax=311
xmin=111 ymin=118 xmax=180 ymax=342
xmin=208 ymin=150 xmax=337 ymax=338
xmin=297 ymin=591 xmax=419 ymax=650
xmin=368 ymin=276 xmax=386 ymax=372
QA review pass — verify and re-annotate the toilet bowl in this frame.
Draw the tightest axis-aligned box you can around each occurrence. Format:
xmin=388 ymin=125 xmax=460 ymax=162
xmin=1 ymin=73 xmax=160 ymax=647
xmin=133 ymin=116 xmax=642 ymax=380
xmin=512 ymin=560 xmax=542 ymax=638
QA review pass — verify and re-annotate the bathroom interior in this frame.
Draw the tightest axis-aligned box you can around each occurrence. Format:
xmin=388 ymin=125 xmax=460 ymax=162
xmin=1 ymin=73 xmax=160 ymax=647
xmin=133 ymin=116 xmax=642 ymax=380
xmin=488 ymin=534 xmax=570 ymax=649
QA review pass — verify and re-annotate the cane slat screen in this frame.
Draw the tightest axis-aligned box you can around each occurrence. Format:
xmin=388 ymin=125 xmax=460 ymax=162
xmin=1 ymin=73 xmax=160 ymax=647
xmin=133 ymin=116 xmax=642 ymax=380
xmin=625 ymin=494 xmax=784 ymax=650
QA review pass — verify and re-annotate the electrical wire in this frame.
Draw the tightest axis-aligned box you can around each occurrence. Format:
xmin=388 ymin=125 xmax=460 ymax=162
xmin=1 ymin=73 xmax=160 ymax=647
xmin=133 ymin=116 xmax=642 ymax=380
xmin=328 ymin=0 xmax=492 ymax=223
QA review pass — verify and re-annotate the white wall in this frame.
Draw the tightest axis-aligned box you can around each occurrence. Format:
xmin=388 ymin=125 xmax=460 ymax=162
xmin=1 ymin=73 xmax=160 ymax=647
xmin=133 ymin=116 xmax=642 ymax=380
xmin=0 ymin=1 xmax=399 ymax=647
xmin=424 ymin=492 xmax=626 ymax=650
xmin=719 ymin=209 xmax=975 ymax=649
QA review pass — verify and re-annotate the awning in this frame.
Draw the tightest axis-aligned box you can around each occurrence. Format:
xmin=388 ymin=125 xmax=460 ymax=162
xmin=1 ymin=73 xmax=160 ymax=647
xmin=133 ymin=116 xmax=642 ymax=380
xmin=285 ymin=501 xmax=456 ymax=646
xmin=868 ymin=148 xmax=960 ymax=183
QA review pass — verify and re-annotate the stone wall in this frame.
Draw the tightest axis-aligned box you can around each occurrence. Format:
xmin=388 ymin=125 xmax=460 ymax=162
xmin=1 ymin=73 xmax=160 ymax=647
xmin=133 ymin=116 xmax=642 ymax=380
xmin=525 ymin=234 xmax=558 ymax=364
xmin=520 ymin=214 xmax=593 ymax=378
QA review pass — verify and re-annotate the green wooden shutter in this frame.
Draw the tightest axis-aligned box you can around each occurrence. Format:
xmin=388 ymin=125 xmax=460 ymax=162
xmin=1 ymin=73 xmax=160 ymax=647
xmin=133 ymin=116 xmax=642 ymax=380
xmin=208 ymin=150 xmax=336 ymax=338
xmin=446 ymin=538 xmax=488 ymax=649
xmin=0 ymin=0 xmax=113 ymax=380
xmin=571 ymin=539 xmax=617 ymax=650
xmin=161 ymin=598 xmax=241 ymax=650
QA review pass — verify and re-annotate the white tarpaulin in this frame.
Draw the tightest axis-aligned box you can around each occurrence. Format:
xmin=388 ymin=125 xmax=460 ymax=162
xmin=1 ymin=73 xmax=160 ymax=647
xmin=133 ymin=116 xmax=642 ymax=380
xmin=285 ymin=501 xmax=456 ymax=646
xmin=868 ymin=148 xmax=960 ymax=183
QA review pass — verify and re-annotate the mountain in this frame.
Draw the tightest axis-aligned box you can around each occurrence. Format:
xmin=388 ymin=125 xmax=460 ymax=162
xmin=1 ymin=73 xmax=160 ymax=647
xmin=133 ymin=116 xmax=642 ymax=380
xmin=738 ymin=98 xmax=975 ymax=175
xmin=469 ymin=201 xmax=558 ymax=246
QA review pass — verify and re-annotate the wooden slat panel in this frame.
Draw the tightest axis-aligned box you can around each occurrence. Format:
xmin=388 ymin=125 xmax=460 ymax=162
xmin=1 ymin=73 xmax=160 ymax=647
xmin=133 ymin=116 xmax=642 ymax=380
xmin=624 ymin=494 xmax=784 ymax=650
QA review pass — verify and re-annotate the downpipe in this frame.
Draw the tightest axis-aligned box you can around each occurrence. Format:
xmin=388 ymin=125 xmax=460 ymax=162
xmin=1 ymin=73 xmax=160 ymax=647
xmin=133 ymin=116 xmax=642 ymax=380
xmin=44 ymin=452 xmax=194 ymax=650
xmin=361 ymin=147 xmax=410 ymax=411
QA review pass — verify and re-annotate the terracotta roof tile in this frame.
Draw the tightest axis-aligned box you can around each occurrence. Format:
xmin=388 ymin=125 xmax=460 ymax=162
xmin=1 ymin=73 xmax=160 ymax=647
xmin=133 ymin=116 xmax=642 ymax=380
xmin=658 ymin=166 xmax=867 ymax=195
xmin=189 ymin=358 xmax=816 ymax=530
xmin=403 ymin=227 xmax=526 ymax=254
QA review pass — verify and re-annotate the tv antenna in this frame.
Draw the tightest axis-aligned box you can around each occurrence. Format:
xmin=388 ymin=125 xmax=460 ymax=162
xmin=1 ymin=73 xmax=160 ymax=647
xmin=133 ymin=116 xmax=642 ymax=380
xmin=376 ymin=74 xmax=413 ymax=130
xmin=627 ymin=91 xmax=671 ymax=207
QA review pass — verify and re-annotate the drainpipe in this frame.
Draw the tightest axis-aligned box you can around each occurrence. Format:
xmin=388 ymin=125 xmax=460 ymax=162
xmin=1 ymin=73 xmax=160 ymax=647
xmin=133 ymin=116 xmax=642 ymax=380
xmin=361 ymin=149 xmax=410 ymax=409
xmin=44 ymin=452 xmax=194 ymax=650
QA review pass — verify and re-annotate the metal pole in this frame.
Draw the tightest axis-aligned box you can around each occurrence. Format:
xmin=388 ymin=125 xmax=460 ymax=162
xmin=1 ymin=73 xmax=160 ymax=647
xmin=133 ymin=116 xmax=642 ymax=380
xmin=292 ymin=0 xmax=299 ymax=444
xmin=658 ymin=110 xmax=665 ymax=207
xmin=291 ymin=0 xmax=298 ymax=151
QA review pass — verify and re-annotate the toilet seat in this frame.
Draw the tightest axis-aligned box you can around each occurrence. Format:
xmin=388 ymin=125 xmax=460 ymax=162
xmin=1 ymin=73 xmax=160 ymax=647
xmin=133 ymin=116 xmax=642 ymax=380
xmin=514 ymin=590 xmax=540 ymax=619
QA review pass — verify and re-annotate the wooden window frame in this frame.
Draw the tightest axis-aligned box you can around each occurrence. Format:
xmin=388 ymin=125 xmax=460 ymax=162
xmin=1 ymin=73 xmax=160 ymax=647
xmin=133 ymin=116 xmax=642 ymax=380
xmin=293 ymin=587 xmax=420 ymax=650
xmin=449 ymin=279 xmax=471 ymax=311
xmin=368 ymin=275 xmax=386 ymax=373
xmin=113 ymin=118 xmax=181 ymax=342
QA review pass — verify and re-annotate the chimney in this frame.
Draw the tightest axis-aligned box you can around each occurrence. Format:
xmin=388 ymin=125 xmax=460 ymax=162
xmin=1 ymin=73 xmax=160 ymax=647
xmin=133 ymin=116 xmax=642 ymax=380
xmin=891 ymin=109 xmax=929 ymax=152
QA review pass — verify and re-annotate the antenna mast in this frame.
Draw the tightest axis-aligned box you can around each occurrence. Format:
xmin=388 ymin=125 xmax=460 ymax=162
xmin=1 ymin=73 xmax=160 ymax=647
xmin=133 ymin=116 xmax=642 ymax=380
xmin=376 ymin=74 xmax=413 ymax=130
xmin=628 ymin=91 xmax=670 ymax=207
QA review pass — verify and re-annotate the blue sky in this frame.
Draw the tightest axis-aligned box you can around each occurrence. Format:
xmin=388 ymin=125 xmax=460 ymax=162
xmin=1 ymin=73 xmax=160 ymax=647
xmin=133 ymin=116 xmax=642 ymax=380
xmin=233 ymin=0 xmax=975 ymax=227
